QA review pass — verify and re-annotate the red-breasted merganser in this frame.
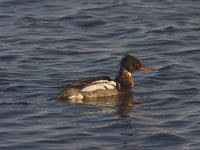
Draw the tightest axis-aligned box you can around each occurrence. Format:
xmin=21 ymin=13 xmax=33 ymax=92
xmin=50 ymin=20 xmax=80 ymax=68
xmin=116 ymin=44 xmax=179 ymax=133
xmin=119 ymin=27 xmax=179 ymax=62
xmin=56 ymin=55 xmax=155 ymax=100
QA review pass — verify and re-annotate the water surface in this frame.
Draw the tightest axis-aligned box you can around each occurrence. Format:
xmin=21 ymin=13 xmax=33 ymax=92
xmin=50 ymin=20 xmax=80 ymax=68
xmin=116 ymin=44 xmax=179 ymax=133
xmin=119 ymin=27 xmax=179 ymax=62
xmin=0 ymin=0 xmax=200 ymax=149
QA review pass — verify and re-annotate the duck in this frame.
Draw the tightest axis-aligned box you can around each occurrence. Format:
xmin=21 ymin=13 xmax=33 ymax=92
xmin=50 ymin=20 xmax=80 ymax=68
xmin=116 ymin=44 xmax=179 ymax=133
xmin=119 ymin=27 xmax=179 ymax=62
xmin=56 ymin=54 xmax=155 ymax=100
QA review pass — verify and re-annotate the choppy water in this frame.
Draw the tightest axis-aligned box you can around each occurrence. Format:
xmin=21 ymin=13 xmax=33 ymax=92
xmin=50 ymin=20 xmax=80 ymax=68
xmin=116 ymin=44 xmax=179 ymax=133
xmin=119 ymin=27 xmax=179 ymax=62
xmin=1 ymin=0 xmax=200 ymax=149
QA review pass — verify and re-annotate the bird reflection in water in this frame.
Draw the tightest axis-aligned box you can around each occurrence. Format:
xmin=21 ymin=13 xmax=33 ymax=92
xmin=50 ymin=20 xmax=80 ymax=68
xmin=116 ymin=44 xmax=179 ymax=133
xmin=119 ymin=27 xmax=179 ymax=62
xmin=116 ymin=91 xmax=134 ymax=117
xmin=59 ymin=91 xmax=134 ymax=118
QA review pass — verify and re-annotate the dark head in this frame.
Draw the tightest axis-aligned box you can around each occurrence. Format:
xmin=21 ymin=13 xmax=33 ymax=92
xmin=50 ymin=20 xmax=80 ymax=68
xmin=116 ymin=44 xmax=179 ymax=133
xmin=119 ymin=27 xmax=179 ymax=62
xmin=120 ymin=55 xmax=155 ymax=73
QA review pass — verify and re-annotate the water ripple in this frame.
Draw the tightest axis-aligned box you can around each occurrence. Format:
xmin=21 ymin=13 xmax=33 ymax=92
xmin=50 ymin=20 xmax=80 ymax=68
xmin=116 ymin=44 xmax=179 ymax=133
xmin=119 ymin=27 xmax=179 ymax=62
xmin=0 ymin=0 xmax=200 ymax=149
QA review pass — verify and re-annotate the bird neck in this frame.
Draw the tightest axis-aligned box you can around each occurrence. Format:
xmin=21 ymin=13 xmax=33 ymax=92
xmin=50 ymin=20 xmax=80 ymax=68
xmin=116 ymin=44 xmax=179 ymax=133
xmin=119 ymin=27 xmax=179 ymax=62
xmin=115 ymin=68 xmax=134 ymax=89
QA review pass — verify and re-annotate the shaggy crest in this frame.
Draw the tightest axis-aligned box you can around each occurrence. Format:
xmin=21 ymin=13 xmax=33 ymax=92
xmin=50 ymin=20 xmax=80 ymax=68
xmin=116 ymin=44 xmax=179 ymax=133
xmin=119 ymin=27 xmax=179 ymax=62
xmin=120 ymin=54 xmax=142 ymax=72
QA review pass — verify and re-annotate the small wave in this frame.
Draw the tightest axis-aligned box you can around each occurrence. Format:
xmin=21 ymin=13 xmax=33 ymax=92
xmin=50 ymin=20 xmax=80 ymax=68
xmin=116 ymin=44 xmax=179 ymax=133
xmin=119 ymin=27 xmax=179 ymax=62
xmin=182 ymin=98 xmax=200 ymax=106
xmin=58 ymin=14 xmax=93 ymax=21
xmin=164 ymin=48 xmax=200 ymax=56
xmin=74 ymin=19 xmax=106 ymax=28
xmin=4 ymin=85 xmax=27 ymax=92
xmin=0 ymin=0 xmax=39 ymax=5
xmin=0 ymin=14 xmax=14 ymax=19
xmin=0 ymin=101 xmax=30 ymax=106
xmin=146 ymin=25 xmax=187 ymax=34
xmin=0 ymin=0 xmax=22 ymax=5
xmin=59 ymin=13 xmax=107 ymax=28
xmin=158 ymin=64 xmax=183 ymax=71
xmin=144 ymin=132 xmax=188 ymax=146
xmin=0 ymin=54 xmax=21 ymax=62
xmin=81 ymin=2 xmax=128 ymax=12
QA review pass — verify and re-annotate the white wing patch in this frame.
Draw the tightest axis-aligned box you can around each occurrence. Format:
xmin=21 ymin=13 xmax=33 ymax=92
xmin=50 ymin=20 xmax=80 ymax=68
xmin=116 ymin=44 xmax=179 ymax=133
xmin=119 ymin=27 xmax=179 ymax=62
xmin=81 ymin=80 xmax=117 ymax=92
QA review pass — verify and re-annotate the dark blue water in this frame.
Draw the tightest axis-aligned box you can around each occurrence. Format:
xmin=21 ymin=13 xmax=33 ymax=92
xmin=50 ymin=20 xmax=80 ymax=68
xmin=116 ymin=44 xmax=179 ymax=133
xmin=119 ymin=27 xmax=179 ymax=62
xmin=1 ymin=0 xmax=200 ymax=149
